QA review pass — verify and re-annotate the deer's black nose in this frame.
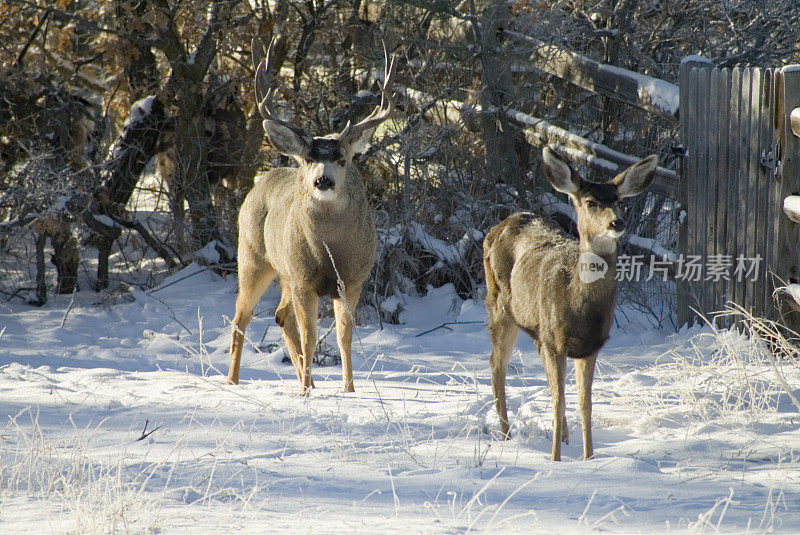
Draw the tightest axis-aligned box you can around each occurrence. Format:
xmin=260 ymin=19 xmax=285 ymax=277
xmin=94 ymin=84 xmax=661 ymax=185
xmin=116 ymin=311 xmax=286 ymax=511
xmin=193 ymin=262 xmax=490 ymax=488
xmin=314 ymin=175 xmax=335 ymax=191
xmin=610 ymin=219 xmax=625 ymax=232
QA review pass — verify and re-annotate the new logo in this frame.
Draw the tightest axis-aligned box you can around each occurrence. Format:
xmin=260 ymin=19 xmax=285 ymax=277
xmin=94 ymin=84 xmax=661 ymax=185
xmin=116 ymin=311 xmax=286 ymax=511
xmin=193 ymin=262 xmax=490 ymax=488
xmin=579 ymin=252 xmax=608 ymax=283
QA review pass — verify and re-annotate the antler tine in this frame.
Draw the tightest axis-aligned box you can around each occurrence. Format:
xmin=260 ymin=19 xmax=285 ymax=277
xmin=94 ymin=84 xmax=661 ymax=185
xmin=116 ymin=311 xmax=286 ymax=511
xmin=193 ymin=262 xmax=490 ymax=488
xmin=253 ymin=36 xmax=278 ymax=120
xmin=252 ymin=37 xmax=275 ymax=106
xmin=253 ymin=36 xmax=313 ymax=140
xmin=340 ymin=46 xmax=397 ymax=142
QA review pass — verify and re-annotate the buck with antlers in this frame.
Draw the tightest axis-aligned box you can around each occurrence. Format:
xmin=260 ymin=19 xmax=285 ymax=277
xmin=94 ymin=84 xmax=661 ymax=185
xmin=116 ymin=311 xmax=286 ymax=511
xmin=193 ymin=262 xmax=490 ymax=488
xmin=227 ymin=38 xmax=396 ymax=393
xmin=483 ymin=147 xmax=657 ymax=460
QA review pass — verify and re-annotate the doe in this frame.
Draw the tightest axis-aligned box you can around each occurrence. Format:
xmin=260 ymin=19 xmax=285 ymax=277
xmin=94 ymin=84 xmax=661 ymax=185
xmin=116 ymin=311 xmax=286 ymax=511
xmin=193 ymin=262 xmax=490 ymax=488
xmin=483 ymin=146 xmax=657 ymax=460
xmin=227 ymin=38 xmax=396 ymax=393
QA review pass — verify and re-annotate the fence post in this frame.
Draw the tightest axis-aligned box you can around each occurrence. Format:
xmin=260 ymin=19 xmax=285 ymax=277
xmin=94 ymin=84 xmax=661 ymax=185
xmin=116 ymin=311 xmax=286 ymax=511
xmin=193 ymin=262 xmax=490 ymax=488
xmin=774 ymin=66 xmax=800 ymax=331
xmin=678 ymin=56 xmax=714 ymax=327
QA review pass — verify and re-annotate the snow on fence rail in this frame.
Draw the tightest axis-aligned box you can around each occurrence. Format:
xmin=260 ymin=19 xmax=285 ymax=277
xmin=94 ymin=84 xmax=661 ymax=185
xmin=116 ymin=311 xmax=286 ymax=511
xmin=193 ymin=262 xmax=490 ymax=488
xmin=792 ymin=108 xmax=800 ymax=137
xmin=502 ymin=29 xmax=680 ymax=123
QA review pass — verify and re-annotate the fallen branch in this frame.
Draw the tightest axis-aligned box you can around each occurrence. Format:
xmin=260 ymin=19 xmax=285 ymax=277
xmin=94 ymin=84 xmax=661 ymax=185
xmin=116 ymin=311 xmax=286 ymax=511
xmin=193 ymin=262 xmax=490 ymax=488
xmin=415 ymin=321 xmax=482 ymax=337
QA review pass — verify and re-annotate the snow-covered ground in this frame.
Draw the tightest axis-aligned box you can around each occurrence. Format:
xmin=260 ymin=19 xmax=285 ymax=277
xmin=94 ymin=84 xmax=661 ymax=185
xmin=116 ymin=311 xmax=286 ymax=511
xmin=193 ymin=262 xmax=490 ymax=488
xmin=1 ymin=264 xmax=799 ymax=533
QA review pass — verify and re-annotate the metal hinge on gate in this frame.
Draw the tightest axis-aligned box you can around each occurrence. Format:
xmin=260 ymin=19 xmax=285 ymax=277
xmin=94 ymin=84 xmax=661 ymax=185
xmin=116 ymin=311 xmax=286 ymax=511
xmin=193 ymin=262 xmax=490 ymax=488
xmin=761 ymin=143 xmax=779 ymax=175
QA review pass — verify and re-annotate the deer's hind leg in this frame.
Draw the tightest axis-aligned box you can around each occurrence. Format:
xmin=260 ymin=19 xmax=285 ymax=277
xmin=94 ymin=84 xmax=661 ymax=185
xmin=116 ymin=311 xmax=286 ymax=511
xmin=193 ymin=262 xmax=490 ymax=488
xmin=489 ymin=313 xmax=519 ymax=440
xmin=228 ymin=256 xmax=275 ymax=385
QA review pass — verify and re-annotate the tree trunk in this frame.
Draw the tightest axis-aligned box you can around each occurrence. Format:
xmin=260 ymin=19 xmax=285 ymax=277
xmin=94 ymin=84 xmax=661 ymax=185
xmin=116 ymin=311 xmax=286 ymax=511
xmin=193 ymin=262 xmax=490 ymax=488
xmin=93 ymin=97 xmax=167 ymax=287
xmin=174 ymin=113 xmax=230 ymax=261
xmin=102 ymin=98 xmax=167 ymax=208
xmin=478 ymin=1 xmax=525 ymax=189
xmin=50 ymin=219 xmax=79 ymax=294
xmin=31 ymin=233 xmax=47 ymax=306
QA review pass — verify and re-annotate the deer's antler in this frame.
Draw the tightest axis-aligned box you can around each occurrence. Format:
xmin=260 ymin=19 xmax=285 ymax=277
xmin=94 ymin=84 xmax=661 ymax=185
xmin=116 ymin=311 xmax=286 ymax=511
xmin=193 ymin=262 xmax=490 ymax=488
xmin=253 ymin=36 xmax=313 ymax=143
xmin=339 ymin=45 xmax=397 ymax=144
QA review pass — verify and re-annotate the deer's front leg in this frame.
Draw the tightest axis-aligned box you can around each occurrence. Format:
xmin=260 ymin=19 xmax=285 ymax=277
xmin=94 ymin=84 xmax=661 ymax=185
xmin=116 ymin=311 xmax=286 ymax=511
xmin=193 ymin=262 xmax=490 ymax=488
xmin=333 ymin=284 xmax=362 ymax=393
xmin=542 ymin=347 xmax=567 ymax=461
xmin=575 ymin=353 xmax=597 ymax=460
xmin=292 ymin=287 xmax=319 ymax=395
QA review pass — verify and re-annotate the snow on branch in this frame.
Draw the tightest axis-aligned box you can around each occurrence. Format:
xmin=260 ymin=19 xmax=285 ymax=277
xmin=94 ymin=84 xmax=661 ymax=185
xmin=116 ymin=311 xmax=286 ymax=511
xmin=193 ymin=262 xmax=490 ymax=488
xmin=381 ymin=222 xmax=485 ymax=270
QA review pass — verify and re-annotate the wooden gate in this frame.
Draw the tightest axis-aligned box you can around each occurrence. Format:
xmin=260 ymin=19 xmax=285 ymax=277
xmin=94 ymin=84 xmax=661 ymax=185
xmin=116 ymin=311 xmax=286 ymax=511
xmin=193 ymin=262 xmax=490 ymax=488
xmin=678 ymin=62 xmax=800 ymax=326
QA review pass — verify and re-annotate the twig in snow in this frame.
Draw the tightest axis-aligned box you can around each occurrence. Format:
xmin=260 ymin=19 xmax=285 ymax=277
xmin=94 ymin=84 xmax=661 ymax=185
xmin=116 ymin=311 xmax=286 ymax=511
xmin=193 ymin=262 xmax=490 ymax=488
xmin=136 ymin=418 xmax=163 ymax=441
xmin=59 ymin=288 xmax=77 ymax=329
xmin=415 ymin=321 xmax=482 ymax=337
xmin=145 ymin=292 xmax=192 ymax=335
xmin=146 ymin=265 xmax=234 ymax=294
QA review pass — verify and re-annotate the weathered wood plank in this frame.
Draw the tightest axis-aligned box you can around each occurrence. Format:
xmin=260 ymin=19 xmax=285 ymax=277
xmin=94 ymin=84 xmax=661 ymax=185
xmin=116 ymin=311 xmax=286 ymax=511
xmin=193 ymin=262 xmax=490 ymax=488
xmin=686 ymin=67 xmax=701 ymax=318
xmin=759 ymin=70 xmax=776 ymax=319
xmin=736 ymin=68 xmax=754 ymax=314
xmin=765 ymin=70 xmax=781 ymax=320
xmin=727 ymin=68 xmax=744 ymax=314
xmin=736 ymin=68 xmax=753 ymax=316
xmin=677 ymin=61 xmax=692 ymax=325
xmin=759 ymin=69 xmax=774 ymax=316
xmin=712 ymin=68 xmax=730 ymax=324
xmin=746 ymin=69 xmax=763 ymax=317
xmin=696 ymin=67 xmax=712 ymax=317
xmin=770 ymin=71 xmax=786 ymax=306
xmin=706 ymin=68 xmax=721 ymax=322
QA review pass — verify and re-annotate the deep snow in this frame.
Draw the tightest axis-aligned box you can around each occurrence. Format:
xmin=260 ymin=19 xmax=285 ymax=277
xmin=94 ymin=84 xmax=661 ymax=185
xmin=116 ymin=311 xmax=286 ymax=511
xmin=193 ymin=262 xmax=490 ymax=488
xmin=1 ymin=264 xmax=799 ymax=533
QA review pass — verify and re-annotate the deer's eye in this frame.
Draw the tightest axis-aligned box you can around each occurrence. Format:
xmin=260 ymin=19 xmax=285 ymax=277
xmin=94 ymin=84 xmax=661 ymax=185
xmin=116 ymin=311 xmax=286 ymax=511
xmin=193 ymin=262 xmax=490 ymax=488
xmin=586 ymin=200 xmax=597 ymax=208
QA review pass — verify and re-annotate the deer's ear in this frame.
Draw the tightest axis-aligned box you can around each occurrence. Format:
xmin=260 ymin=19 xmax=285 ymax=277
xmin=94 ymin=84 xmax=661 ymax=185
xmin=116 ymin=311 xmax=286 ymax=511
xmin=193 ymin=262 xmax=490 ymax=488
xmin=542 ymin=147 xmax=581 ymax=195
xmin=263 ymin=120 xmax=313 ymax=159
xmin=613 ymin=154 xmax=658 ymax=198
